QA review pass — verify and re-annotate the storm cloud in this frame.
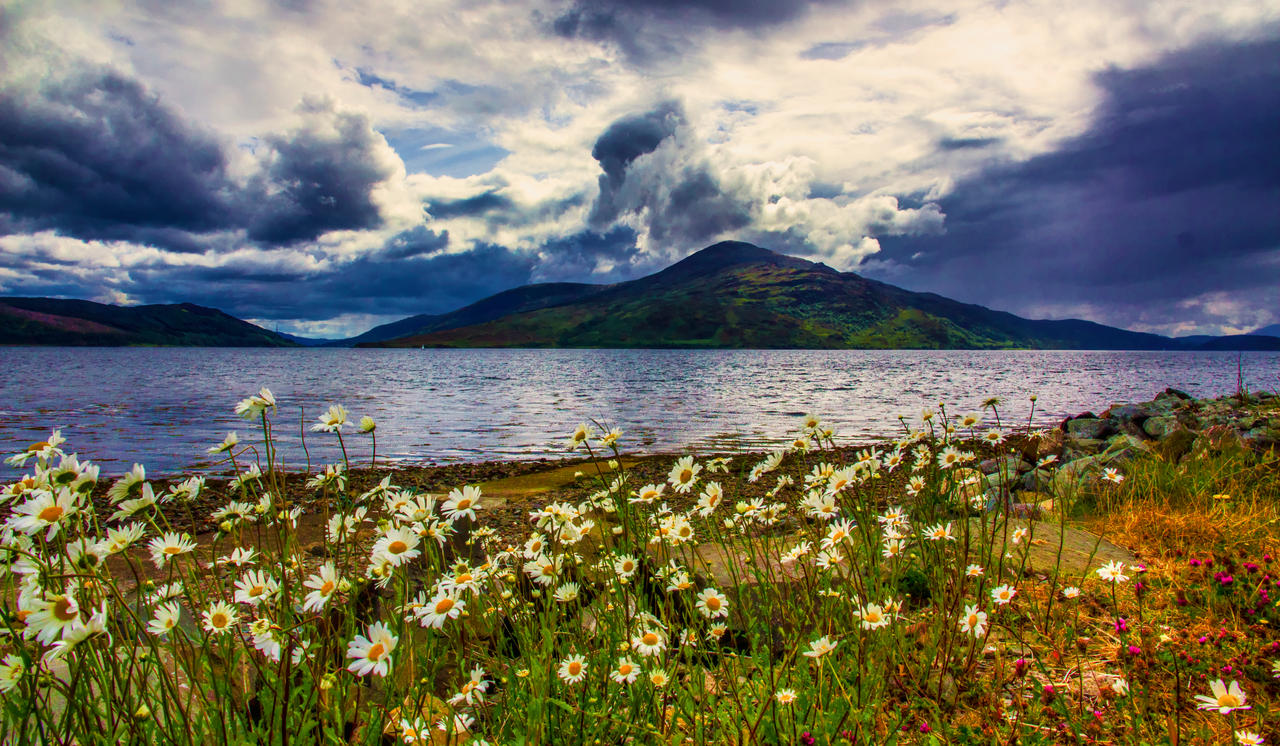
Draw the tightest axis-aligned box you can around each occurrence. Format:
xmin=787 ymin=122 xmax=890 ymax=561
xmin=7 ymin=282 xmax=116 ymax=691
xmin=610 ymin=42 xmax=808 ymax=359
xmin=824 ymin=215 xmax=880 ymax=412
xmin=247 ymin=98 xmax=401 ymax=245
xmin=869 ymin=36 xmax=1280 ymax=334
xmin=588 ymin=101 xmax=751 ymax=249
xmin=0 ymin=69 xmax=402 ymax=250
xmin=0 ymin=67 xmax=237 ymax=246
xmin=552 ymin=0 xmax=847 ymax=64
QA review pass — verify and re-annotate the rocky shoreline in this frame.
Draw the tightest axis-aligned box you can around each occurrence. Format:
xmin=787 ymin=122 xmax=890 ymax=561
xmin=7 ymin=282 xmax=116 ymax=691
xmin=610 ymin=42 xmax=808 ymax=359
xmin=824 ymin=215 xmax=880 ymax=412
xmin=973 ymin=388 xmax=1279 ymax=513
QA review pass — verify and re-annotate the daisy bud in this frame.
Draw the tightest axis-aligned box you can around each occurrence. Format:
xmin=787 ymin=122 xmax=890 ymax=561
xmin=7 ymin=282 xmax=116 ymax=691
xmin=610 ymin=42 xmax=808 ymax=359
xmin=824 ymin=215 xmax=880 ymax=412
xmin=219 ymin=520 xmax=233 ymax=533
xmin=319 ymin=673 xmax=336 ymax=691
xmin=608 ymin=459 xmax=619 ymax=469
xmin=134 ymin=704 xmax=151 ymax=721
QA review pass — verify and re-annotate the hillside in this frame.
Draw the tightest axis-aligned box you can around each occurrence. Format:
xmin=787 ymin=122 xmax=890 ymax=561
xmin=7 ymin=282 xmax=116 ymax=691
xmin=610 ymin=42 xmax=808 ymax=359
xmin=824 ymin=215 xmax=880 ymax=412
xmin=338 ymin=282 xmax=605 ymax=346
xmin=0 ymin=298 xmax=298 ymax=347
xmin=369 ymin=242 xmax=1194 ymax=350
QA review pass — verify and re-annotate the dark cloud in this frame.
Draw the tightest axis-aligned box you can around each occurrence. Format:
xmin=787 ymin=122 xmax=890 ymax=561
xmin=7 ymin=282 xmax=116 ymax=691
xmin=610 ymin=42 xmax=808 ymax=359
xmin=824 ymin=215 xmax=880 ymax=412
xmin=869 ymin=36 xmax=1280 ymax=333
xmin=428 ymin=191 xmax=516 ymax=219
xmin=588 ymin=100 xmax=685 ymax=225
xmin=532 ymin=226 xmax=640 ymax=281
xmin=0 ymin=68 xmax=400 ymax=249
xmin=587 ymin=101 xmax=751 ymax=250
xmin=379 ymin=225 xmax=450 ymax=260
xmin=550 ymin=0 xmax=845 ymax=64
xmin=0 ymin=67 xmax=236 ymax=246
xmin=247 ymin=98 xmax=399 ymax=245
xmin=937 ymin=136 xmax=1001 ymax=150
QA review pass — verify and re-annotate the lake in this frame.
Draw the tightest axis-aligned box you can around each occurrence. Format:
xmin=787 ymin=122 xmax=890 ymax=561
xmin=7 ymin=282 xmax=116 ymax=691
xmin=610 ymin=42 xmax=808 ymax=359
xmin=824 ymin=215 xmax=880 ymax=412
xmin=1 ymin=347 xmax=1276 ymax=476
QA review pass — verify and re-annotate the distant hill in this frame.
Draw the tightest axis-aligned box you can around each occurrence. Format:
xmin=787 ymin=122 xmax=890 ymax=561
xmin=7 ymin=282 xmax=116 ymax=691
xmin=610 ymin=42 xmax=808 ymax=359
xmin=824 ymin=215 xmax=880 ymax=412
xmin=1252 ymin=323 xmax=1280 ymax=337
xmin=0 ymin=298 xmax=298 ymax=347
xmin=337 ymin=282 xmax=605 ymax=346
xmin=365 ymin=241 xmax=1251 ymax=350
xmin=1194 ymin=334 xmax=1280 ymax=351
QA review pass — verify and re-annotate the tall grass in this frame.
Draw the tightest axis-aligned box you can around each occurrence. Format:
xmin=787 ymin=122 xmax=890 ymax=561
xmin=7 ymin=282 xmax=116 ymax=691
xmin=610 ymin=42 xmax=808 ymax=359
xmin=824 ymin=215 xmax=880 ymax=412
xmin=0 ymin=390 xmax=1275 ymax=744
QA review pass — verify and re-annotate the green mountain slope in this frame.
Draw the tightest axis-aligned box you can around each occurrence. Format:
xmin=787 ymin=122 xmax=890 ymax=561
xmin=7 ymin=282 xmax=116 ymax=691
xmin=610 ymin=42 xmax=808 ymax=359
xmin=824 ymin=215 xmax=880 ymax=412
xmin=337 ymin=282 xmax=605 ymax=346
xmin=372 ymin=242 xmax=1182 ymax=350
xmin=0 ymin=298 xmax=297 ymax=347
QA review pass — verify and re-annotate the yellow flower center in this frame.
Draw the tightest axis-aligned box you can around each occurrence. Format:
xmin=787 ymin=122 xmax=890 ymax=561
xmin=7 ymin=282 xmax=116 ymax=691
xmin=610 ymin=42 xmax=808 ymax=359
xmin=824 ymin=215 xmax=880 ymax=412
xmin=388 ymin=540 xmax=408 ymax=554
xmin=164 ymin=545 xmax=184 ymax=555
xmin=211 ymin=612 xmax=229 ymax=628
xmin=320 ymin=580 xmax=335 ymax=594
xmin=53 ymin=598 xmax=78 ymax=621
xmin=618 ymin=664 xmax=633 ymax=676
xmin=38 ymin=505 xmax=65 ymax=522
xmin=456 ymin=499 xmax=472 ymax=511
xmin=568 ymin=661 xmax=582 ymax=676
xmin=1219 ymin=693 xmax=1240 ymax=708
xmin=367 ymin=642 xmax=386 ymax=661
xmin=706 ymin=597 xmax=721 ymax=611
xmin=26 ymin=441 xmax=49 ymax=453
xmin=642 ymin=632 xmax=659 ymax=646
xmin=434 ymin=598 xmax=455 ymax=614
xmin=457 ymin=573 xmax=473 ymax=584
xmin=679 ymin=469 xmax=692 ymax=483
xmin=250 ymin=585 xmax=265 ymax=597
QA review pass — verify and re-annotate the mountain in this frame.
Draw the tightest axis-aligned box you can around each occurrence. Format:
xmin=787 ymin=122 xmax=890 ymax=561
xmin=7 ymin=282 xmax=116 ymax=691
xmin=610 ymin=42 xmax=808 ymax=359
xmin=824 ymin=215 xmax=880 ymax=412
xmin=276 ymin=332 xmax=338 ymax=347
xmin=1252 ymin=323 xmax=1280 ymax=337
xmin=365 ymin=241 xmax=1207 ymax=350
xmin=337 ymin=282 xmax=605 ymax=346
xmin=1193 ymin=334 xmax=1280 ymax=351
xmin=0 ymin=298 xmax=298 ymax=347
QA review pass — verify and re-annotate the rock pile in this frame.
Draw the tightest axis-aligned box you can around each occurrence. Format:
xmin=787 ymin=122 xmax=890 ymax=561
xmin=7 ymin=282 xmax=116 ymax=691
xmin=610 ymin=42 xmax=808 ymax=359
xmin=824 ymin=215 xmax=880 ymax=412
xmin=979 ymin=388 xmax=1279 ymax=509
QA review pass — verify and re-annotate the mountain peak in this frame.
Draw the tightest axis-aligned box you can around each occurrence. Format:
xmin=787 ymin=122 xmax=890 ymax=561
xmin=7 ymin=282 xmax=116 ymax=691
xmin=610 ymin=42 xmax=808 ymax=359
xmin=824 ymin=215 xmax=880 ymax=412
xmin=648 ymin=241 xmax=833 ymax=286
xmin=690 ymin=241 xmax=779 ymax=262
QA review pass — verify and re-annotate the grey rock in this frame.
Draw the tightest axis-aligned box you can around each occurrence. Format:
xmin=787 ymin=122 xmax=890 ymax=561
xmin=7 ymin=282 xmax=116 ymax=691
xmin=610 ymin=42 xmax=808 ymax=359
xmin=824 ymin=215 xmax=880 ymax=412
xmin=1156 ymin=428 xmax=1196 ymax=461
xmin=1143 ymin=416 xmax=1181 ymax=439
xmin=1099 ymin=434 xmax=1150 ymax=466
xmin=1155 ymin=387 xmax=1193 ymax=402
xmin=1064 ymin=435 xmax=1104 ymax=461
xmin=1104 ymin=404 xmax=1153 ymax=423
xmin=1066 ymin=417 xmax=1115 ymax=440
xmin=1051 ymin=454 xmax=1101 ymax=496
xmin=979 ymin=454 xmax=1028 ymax=476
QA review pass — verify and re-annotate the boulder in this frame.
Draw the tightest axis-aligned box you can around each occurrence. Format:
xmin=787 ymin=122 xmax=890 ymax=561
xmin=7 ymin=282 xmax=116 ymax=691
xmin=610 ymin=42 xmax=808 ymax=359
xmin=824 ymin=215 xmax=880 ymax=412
xmin=1101 ymin=403 xmax=1153 ymax=424
xmin=979 ymin=454 xmax=1029 ymax=477
xmin=1063 ymin=436 xmax=1105 ymax=461
xmin=1050 ymin=455 xmax=1101 ymax=497
xmin=1099 ymin=434 xmax=1151 ymax=466
xmin=1155 ymin=428 xmax=1196 ymax=462
xmin=1242 ymin=425 xmax=1280 ymax=452
xmin=1065 ymin=417 xmax=1115 ymax=441
xmin=1142 ymin=416 xmax=1181 ymax=439
xmin=1155 ymin=387 xmax=1193 ymax=403
xmin=1018 ymin=429 xmax=1064 ymax=462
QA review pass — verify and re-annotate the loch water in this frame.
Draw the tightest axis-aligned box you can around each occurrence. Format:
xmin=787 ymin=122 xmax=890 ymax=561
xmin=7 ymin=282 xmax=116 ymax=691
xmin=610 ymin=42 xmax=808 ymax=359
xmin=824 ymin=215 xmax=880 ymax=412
xmin=2 ymin=347 xmax=1276 ymax=475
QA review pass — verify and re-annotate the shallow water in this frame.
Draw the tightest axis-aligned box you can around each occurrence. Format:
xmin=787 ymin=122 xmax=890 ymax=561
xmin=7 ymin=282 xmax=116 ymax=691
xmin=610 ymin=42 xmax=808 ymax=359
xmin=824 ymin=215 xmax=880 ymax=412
xmin=1 ymin=347 xmax=1276 ymax=476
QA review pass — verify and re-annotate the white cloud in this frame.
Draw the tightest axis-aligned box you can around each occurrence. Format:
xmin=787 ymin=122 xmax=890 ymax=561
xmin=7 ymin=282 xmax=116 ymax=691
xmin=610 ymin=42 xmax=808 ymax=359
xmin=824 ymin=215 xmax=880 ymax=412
xmin=3 ymin=0 xmax=1277 ymax=333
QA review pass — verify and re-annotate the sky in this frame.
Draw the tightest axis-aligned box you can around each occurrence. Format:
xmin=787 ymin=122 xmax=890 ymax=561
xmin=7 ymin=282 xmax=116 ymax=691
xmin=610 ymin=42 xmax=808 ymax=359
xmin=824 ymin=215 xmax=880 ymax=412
xmin=1 ymin=0 xmax=1277 ymax=339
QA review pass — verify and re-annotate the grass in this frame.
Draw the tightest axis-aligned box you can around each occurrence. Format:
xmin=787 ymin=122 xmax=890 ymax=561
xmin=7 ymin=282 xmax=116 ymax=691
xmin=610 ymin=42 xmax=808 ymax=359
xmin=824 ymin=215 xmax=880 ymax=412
xmin=0 ymin=391 xmax=1276 ymax=745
